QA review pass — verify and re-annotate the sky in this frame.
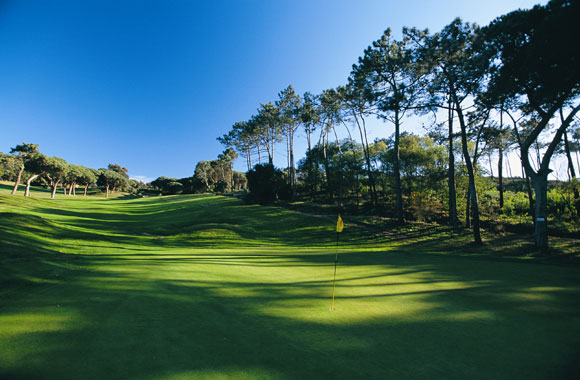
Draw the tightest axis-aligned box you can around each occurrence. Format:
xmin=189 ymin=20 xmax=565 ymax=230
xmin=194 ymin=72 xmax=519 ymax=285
xmin=0 ymin=0 xmax=547 ymax=183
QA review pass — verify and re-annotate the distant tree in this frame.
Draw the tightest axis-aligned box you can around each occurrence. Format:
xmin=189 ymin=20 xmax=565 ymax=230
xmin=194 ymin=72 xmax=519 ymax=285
xmin=97 ymin=169 xmax=127 ymax=198
xmin=108 ymin=163 xmax=129 ymax=179
xmin=299 ymin=92 xmax=321 ymax=196
xmin=317 ymin=88 xmax=344 ymax=201
xmin=246 ymin=164 xmax=289 ymax=204
xmin=9 ymin=143 xmax=39 ymax=195
xmin=76 ymin=167 xmax=98 ymax=196
xmin=218 ymin=148 xmax=238 ymax=191
xmin=151 ymin=176 xmax=183 ymax=195
xmin=22 ymin=153 xmax=48 ymax=197
xmin=178 ymin=177 xmax=196 ymax=194
xmin=410 ymin=19 xmax=484 ymax=244
xmin=194 ymin=161 xmax=213 ymax=192
xmin=44 ymin=156 xmax=69 ymax=199
xmin=218 ymin=121 xmax=256 ymax=171
xmin=255 ymin=103 xmax=282 ymax=165
xmin=379 ymin=133 xmax=446 ymax=206
xmin=63 ymin=164 xmax=86 ymax=196
xmin=276 ymin=85 xmax=301 ymax=200
xmin=355 ymin=28 xmax=425 ymax=222
xmin=340 ymin=78 xmax=378 ymax=208
xmin=0 ymin=153 xmax=22 ymax=181
xmin=232 ymin=171 xmax=247 ymax=190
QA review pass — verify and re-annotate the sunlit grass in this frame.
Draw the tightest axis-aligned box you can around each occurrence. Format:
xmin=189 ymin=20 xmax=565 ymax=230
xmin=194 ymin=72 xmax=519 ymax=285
xmin=1 ymin=185 xmax=580 ymax=379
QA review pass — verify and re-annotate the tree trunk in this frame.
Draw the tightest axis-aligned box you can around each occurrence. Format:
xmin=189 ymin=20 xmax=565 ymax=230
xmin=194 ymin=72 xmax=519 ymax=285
xmin=266 ymin=142 xmax=273 ymax=165
xmin=454 ymin=94 xmax=482 ymax=244
xmin=465 ymin=186 xmax=471 ymax=229
xmin=289 ymin=129 xmax=296 ymax=201
xmin=394 ymin=108 xmax=405 ymax=224
xmin=25 ymin=174 xmax=40 ymax=197
xmin=448 ymin=98 xmax=458 ymax=230
xmin=106 ymin=185 xmax=110 ymax=198
xmin=306 ymin=128 xmax=314 ymax=197
xmin=498 ymin=145 xmax=504 ymax=210
xmin=522 ymin=167 xmax=536 ymax=222
xmin=531 ymin=175 xmax=549 ymax=249
xmin=519 ymin=102 xmax=580 ymax=249
xmin=354 ymin=112 xmax=377 ymax=208
xmin=51 ymin=181 xmax=59 ymax=199
xmin=84 ymin=185 xmax=89 ymax=196
xmin=322 ymin=133 xmax=333 ymax=200
xmin=11 ymin=165 xmax=24 ymax=195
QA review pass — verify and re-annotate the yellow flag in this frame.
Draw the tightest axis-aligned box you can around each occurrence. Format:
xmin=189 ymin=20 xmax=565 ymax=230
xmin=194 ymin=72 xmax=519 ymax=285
xmin=336 ymin=215 xmax=344 ymax=233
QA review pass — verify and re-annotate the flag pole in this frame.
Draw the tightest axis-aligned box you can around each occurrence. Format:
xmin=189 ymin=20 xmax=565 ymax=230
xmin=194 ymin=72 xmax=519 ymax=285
xmin=330 ymin=230 xmax=339 ymax=311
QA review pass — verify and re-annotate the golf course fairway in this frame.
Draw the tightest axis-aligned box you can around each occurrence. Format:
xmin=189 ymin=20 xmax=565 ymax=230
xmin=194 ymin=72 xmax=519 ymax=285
xmin=1 ymin=191 xmax=579 ymax=379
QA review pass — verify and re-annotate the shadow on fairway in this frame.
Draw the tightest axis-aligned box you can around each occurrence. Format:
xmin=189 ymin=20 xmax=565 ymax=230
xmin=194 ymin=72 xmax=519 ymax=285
xmin=2 ymin=193 xmax=580 ymax=379
xmin=1 ymin=249 xmax=579 ymax=380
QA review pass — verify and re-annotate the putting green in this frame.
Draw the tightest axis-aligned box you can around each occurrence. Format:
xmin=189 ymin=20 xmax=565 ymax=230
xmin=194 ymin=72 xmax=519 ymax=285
xmin=1 ymin=191 xmax=579 ymax=379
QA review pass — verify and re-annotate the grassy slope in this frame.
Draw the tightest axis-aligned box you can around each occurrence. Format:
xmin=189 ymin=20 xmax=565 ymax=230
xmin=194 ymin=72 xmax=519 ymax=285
xmin=1 ymin=186 xmax=580 ymax=379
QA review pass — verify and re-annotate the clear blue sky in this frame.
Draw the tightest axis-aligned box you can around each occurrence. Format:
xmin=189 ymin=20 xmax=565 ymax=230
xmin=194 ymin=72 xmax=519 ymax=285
xmin=0 ymin=0 xmax=543 ymax=182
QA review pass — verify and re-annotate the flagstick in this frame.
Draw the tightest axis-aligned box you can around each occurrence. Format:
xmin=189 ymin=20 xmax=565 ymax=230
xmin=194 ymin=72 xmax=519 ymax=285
xmin=330 ymin=231 xmax=339 ymax=311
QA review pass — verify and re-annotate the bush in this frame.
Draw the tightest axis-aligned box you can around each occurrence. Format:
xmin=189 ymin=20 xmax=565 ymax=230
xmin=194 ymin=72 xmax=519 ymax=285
xmin=547 ymin=188 xmax=577 ymax=218
xmin=213 ymin=179 xmax=228 ymax=194
xmin=246 ymin=164 xmax=290 ymax=204
xmin=501 ymin=191 xmax=530 ymax=216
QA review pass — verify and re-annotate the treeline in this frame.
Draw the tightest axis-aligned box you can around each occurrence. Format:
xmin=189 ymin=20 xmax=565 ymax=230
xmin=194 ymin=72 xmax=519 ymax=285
xmin=219 ymin=0 xmax=580 ymax=249
xmin=0 ymin=143 xmax=143 ymax=198
xmin=147 ymin=148 xmax=247 ymax=195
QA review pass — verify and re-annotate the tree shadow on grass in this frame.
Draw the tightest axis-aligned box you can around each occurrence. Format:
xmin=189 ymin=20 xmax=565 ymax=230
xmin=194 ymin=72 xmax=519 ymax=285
xmin=1 ymin=248 xmax=580 ymax=380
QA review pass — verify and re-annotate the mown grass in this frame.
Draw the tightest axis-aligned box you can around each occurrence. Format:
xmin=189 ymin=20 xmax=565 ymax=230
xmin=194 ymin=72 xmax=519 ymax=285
xmin=1 ymin=185 xmax=580 ymax=379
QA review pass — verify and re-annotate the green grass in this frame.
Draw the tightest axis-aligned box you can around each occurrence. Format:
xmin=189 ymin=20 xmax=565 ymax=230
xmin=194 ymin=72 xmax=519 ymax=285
xmin=1 ymin=185 xmax=580 ymax=379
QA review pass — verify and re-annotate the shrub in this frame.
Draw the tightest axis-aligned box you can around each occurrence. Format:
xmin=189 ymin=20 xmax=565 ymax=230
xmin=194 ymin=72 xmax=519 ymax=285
xmin=246 ymin=164 xmax=290 ymax=204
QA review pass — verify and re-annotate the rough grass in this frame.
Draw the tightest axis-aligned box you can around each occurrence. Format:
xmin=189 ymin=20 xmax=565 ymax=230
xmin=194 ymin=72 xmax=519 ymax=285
xmin=1 ymin=186 xmax=580 ymax=379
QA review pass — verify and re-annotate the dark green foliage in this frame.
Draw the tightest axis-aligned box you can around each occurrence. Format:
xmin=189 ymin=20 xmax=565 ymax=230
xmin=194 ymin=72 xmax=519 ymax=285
xmin=97 ymin=169 xmax=128 ymax=196
xmin=213 ymin=179 xmax=228 ymax=193
xmin=151 ymin=176 xmax=184 ymax=195
xmin=108 ymin=163 xmax=130 ymax=179
xmin=246 ymin=164 xmax=289 ymax=204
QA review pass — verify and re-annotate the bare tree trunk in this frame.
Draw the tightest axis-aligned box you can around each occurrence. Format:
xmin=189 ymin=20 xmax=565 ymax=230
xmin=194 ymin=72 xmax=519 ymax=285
xmin=51 ymin=181 xmax=60 ymax=199
xmin=448 ymin=96 xmax=458 ymax=230
xmin=11 ymin=165 xmax=24 ymax=195
xmin=106 ymin=185 xmax=110 ymax=198
xmin=394 ymin=108 xmax=405 ymax=224
xmin=454 ymin=92 xmax=482 ymax=244
xmin=563 ymin=130 xmax=579 ymax=199
xmin=498 ymin=145 xmax=504 ymax=209
xmin=25 ymin=174 xmax=40 ymax=197
xmin=306 ymin=127 xmax=314 ymax=197
xmin=465 ymin=186 xmax=471 ymax=229
xmin=322 ymin=133 xmax=333 ymax=200
xmin=353 ymin=112 xmax=377 ymax=207
xmin=84 ymin=185 xmax=89 ymax=196
xmin=289 ymin=128 xmax=297 ymax=201
xmin=532 ymin=175 xmax=548 ymax=248
xmin=265 ymin=138 xmax=273 ymax=165
xmin=511 ymin=113 xmax=536 ymax=223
